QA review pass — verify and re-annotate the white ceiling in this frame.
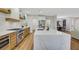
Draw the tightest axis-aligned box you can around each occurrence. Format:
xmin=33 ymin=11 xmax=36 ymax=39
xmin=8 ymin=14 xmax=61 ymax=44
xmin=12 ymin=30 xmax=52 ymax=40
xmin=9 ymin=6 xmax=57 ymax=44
xmin=20 ymin=8 xmax=79 ymax=16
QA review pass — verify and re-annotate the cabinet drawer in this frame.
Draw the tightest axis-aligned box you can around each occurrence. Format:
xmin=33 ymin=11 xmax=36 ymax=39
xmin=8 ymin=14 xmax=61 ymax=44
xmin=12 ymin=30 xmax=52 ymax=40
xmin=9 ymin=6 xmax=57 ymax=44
xmin=10 ymin=37 xmax=16 ymax=40
xmin=10 ymin=39 xmax=16 ymax=43
xmin=0 ymin=44 xmax=10 ymax=50
xmin=10 ymin=43 xmax=16 ymax=49
xmin=10 ymin=32 xmax=16 ymax=37
xmin=23 ymin=27 xmax=30 ymax=37
xmin=10 ymin=41 xmax=16 ymax=45
xmin=0 ymin=34 xmax=9 ymax=40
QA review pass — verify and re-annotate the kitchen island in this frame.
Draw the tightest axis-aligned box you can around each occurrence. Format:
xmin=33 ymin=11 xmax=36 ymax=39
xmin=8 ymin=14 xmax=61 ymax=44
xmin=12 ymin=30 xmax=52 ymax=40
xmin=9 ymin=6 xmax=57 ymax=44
xmin=34 ymin=30 xmax=71 ymax=50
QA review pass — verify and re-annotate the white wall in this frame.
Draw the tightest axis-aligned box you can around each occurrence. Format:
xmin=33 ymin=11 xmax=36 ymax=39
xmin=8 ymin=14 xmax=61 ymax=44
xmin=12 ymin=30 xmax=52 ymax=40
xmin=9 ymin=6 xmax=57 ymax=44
xmin=57 ymin=17 xmax=76 ymax=32
xmin=72 ymin=18 xmax=79 ymax=31
xmin=27 ymin=15 xmax=39 ymax=32
xmin=0 ymin=13 xmax=7 ymax=30
xmin=0 ymin=8 xmax=24 ymax=30
xmin=46 ymin=16 xmax=57 ymax=30
xmin=6 ymin=8 xmax=19 ymax=19
xmin=65 ymin=18 xmax=74 ymax=31
xmin=64 ymin=17 xmax=79 ymax=32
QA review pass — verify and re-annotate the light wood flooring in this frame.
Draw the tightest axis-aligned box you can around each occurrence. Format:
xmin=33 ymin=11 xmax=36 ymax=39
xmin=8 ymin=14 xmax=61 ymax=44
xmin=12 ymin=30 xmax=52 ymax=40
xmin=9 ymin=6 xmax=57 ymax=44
xmin=63 ymin=31 xmax=79 ymax=50
xmin=71 ymin=38 xmax=79 ymax=50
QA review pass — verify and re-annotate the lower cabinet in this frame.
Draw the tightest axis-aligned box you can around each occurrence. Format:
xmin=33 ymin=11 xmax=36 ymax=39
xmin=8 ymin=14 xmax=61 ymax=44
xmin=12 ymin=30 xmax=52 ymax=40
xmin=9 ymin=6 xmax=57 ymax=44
xmin=23 ymin=27 xmax=30 ymax=38
xmin=0 ymin=44 xmax=10 ymax=50
xmin=0 ymin=27 xmax=31 ymax=50
xmin=9 ymin=32 xmax=17 ymax=49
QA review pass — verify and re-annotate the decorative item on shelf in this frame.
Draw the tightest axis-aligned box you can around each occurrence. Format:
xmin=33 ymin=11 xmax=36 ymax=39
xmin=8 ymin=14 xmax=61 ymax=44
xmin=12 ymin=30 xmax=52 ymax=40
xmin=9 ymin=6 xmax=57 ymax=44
xmin=5 ymin=18 xmax=20 ymax=22
xmin=0 ymin=8 xmax=11 ymax=14
xmin=19 ymin=14 xmax=25 ymax=20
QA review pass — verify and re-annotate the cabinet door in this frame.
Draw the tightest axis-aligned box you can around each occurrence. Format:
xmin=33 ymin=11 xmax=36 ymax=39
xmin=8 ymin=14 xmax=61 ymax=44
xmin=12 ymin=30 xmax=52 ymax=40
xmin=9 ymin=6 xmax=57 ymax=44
xmin=26 ymin=27 xmax=30 ymax=35
xmin=23 ymin=27 xmax=30 ymax=38
xmin=9 ymin=32 xmax=17 ymax=49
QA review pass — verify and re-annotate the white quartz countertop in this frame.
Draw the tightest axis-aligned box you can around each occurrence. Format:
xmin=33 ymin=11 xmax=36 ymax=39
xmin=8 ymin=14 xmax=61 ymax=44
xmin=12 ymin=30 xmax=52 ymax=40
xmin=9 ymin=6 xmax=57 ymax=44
xmin=34 ymin=30 xmax=71 ymax=50
xmin=0 ymin=26 xmax=29 ymax=36
xmin=0 ymin=30 xmax=15 ymax=36
xmin=35 ymin=30 xmax=70 ymax=36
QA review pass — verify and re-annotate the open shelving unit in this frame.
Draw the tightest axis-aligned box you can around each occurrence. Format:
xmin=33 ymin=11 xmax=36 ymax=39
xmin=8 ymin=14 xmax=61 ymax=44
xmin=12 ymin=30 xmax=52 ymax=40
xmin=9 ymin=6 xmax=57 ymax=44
xmin=0 ymin=8 xmax=11 ymax=14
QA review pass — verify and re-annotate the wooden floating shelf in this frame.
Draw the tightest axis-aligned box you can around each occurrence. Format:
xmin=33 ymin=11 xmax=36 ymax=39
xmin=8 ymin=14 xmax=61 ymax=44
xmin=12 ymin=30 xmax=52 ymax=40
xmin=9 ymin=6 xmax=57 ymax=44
xmin=5 ymin=18 xmax=20 ymax=22
xmin=0 ymin=8 xmax=11 ymax=14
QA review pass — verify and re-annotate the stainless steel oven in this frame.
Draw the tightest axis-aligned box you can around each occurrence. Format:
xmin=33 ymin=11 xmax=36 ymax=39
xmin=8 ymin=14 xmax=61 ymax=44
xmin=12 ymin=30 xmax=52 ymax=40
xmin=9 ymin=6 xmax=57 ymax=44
xmin=16 ymin=30 xmax=24 ymax=45
xmin=0 ymin=35 xmax=9 ymax=49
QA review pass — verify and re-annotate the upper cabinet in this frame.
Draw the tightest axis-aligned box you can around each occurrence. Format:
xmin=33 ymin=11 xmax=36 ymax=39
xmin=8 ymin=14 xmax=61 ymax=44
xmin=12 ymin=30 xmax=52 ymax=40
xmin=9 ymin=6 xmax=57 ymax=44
xmin=0 ymin=8 xmax=11 ymax=14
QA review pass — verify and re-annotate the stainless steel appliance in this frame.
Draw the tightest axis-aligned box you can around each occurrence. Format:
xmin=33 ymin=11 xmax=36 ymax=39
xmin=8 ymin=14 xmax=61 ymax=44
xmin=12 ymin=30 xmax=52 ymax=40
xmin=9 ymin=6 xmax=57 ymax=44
xmin=8 ymin=28 xmax=24 ymax=45
xmin=38 ymin=20 xmax=46 ymax=30
xmin=16 ymin=29 xmax=24 ymax=45
xmin=0 ymin=35 xmax=9 ymax=49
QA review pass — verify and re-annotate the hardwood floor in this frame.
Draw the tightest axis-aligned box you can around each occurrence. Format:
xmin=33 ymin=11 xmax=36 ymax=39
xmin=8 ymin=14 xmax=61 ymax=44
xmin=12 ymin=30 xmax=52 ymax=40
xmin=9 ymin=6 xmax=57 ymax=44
xmin=63 ymin=31 xmax=79 ymax=50
xmin=71 ymin=38 xmax=79 ymax=50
